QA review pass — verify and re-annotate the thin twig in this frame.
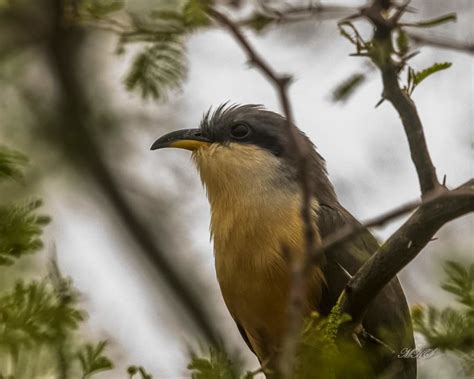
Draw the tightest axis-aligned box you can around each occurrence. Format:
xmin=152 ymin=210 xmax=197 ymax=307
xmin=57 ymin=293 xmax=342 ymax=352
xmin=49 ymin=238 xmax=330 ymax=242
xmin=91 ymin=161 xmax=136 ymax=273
xmin=246 ymin=2 xmax=355 ymax=25
xmin=407 ymin=32 xmax=474 ymax=55
xmin=360 ymin=0 xmax=442 ymax=196
xmin=313 ymin=186 xmax=474 ymax=264
xmin=208 ymin=7 xmax=317 ymax=377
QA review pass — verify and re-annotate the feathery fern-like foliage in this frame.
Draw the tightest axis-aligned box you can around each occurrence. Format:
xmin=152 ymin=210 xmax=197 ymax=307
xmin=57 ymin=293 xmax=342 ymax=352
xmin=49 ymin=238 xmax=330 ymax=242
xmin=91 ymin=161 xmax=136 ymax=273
xmin=0 ymin=200 xmax=50 ymax=265
xmin=111 ymin=0 xmax=214 ymax=100
xmin=0 ymin=146 xmax=152 ymax=378
xmin=124 ymin=40 xmax=187 ymax=100
xmin=187 ymin=305 xmax=372 ymax=379
xmin=78 ymin=341 xmax=114 ymax=378
xmin=0 ymin=148 xmax=50 ymax=265
xmin=0 ymin=279 xmax=84 ymax=346
xmin=188 ymin=347 xmax=241 ymax=379
xmin=0 ymin=147 xmax=28 ymax=182
xmin=412 ymin=260 xmax=474 ymax=376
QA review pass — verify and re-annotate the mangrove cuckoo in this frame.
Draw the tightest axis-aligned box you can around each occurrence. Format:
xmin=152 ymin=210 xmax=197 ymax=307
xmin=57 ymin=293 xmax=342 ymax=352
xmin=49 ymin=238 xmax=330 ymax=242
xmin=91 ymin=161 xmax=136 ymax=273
xmin=151 ymin=104 xmax=416 ymax=378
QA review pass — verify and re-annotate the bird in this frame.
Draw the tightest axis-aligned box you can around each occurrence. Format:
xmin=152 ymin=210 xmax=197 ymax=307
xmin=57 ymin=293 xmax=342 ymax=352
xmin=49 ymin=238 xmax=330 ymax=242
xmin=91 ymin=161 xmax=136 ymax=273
xmin=151 ymin=104 xmax=416 ymax=378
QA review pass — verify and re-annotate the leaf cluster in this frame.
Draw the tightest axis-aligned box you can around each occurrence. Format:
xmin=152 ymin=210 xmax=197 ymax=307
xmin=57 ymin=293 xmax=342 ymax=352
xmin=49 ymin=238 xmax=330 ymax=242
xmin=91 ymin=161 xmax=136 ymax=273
xmin=412 ymin=260 xmax=474 ymax=375
xmin=78 ymin=341 xmax=114 ymax=378
xmin=188 ymin=305 xmax=372 ymax=379
xmin=0 ymin=147 xmax=28 ymax=182
xmin=296 ymin=306 xmax=371 ymax=379
xmin=336 ymin=8 xmax=456 ymax=103
xmin=188 ymin=347 xmax=241 ymax=379
xmin=0 ymin=146 xmax=151 ymax=378
xmin=75 ymin=0 xmax=215 ymax=101
xmin=0 ymin=148 xmax=50 ymax=266
xmin=404 ymin=62 xmax=452 ymax=95
xmin=0 ymin=279 xmax=84 ymax=346
xmin=127 ymin=365 xmax=153 ymax=379
xmin=0 ymin=200 xmax=50 ymax=266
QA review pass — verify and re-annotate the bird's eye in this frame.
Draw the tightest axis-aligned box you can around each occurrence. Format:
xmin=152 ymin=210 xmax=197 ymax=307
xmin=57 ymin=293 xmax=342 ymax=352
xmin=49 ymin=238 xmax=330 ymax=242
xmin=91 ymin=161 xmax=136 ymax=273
xmin=230 ymin=124 xmax=251 ymax=139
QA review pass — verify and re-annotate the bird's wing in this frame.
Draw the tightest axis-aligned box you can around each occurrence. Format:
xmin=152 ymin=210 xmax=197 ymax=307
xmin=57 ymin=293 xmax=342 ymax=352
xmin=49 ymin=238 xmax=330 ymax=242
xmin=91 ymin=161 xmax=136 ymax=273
xmin=316 ymin=202 xmax=417 ymax=379
xmin=235 ymin=320 xmax=257 ymax=357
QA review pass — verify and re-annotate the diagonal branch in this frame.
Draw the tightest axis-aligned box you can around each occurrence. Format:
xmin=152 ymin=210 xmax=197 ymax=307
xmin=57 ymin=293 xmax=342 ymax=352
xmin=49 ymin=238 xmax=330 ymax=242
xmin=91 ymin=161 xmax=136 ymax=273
xmin=361 ymin=1 xmax=442 ymax=196
xmin=407 ymin=32 xmax=474 ymax=55
xmin=333 ymin=0 xmax=474 ymax=337
xmin=338 ymin=179 xmax=474 ymax=325
xmin=379 ymin=61 xmax=441 ymax=196
xmin=311 ymin=189 xmax=464 ymax=262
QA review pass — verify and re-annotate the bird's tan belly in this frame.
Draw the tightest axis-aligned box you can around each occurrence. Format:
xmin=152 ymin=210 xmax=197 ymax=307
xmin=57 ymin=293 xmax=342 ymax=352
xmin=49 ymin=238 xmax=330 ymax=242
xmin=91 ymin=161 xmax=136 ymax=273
xmin=213 ymin=206 xmax=322 ymax=360
xmin=216 ymin=246 xmax=291 ymax=358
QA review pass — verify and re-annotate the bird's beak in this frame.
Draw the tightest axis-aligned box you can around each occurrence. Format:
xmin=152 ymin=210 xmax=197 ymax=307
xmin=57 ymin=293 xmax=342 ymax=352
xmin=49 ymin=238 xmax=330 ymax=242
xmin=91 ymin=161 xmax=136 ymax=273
xmin=151 ymin=128 xmax=211 ymax=151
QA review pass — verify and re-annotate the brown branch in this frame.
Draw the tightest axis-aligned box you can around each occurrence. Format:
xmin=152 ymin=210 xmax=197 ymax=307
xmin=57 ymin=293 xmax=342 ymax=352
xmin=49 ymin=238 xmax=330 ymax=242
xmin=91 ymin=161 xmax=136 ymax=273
xmin=45 ymin=0 xmax=221 ymax=347
xmin=243 ymin=2 xmax=355 ymax=25
xmin=315 ymin=184 xmax=474 ymax=264
xmin=379 ymin=66 xmax=441 ymax=196
xmin=314 ymin=194 xmax=424 ymax=261
xmin=207 ymin=7 xmax=317 ymax=377
xmin=338 ymin=179 xmax=474 ymax=326
xmin=333 ymin=0 xmax=474 ymax=338
xmin=407 ymin=32 xmax=474 ymax=55
xmin=361 ymin=1 xmax=442 ymax=196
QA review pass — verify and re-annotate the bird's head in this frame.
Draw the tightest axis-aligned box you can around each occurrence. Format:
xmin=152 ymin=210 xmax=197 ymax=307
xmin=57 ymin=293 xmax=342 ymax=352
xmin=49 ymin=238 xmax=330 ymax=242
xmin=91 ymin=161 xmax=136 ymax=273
xmin=151 ymin=104 xmax=336 ymax=204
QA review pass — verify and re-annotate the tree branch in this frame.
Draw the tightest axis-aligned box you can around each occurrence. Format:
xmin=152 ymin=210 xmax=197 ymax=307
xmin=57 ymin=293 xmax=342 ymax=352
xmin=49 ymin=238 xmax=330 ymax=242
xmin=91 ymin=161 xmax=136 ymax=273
xmin=338 ymin=179 xmax=474 ymax=325
xmin=407 ymin=32 xmax=474 ymax=55
xmin=360 ymin=1 xmax=442 ymax=196
xmin=380 ymin=64 xmax=441 ymax=195
xmin=313 ymin=190 xmax=442 ymax=262
xmin=333 ymin=0 xmax=474 ymax=337
xmin=241 ymin=2 xmax=355 ymax=26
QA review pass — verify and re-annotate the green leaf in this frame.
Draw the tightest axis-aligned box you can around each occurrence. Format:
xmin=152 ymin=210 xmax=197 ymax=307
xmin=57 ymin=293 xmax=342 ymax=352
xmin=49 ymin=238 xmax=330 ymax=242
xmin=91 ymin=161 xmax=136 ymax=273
xmin=243 ymin=13 xmax=274 ymax=33
xmin=0 ymin=200 xmax=50 ymax=265
xmin=124 ymin=40 xmax=187 ymax=101
xmin=0 ymin=279 xmax=85 ymax=346
xmin=404 ymin=13 xmax=457 ymax=28
xmin=396 ymin=29 xmax=409 ymax=57
xmin=441 ymin=260 xmax=474 ymax=309
xmin=0 ymin=147 xmax=28 ymax=182
xmin=78 ymin=341 xmax=114 ymax=378
xmin=138 ymin=366 xmax=153 ymax=379
xmin=413 ymin=62 xmax=452 ymax=86
xmin=407 ymin=62 xmax=452 ymax=95
xmin=183 ymin=0 xmax=213 ymax=29
xmin=150 ymin=9 xmax=183 ymax=22
xmin=332 ymin=73 xmax=366 ymax=103
xmin=84 ymin=0 xmax=124 ymax=17
xmin=188 ymin=348 xmax=240 ymax=379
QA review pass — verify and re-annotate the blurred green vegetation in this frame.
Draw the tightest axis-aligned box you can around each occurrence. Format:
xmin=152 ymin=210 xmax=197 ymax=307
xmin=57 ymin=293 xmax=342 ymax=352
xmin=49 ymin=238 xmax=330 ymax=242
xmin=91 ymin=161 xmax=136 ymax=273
xmin=0 ymin=0 xmax=472 ymax=378
xmin=0 ymin=148 xmax=151 ymax=378
xmin=412 ymin=261 xmax=474 ymax=376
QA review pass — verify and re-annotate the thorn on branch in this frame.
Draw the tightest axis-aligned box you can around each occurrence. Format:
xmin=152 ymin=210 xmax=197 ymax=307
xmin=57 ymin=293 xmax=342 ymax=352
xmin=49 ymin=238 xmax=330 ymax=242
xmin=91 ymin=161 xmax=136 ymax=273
xmin=361 ymin=328 xmax=396 ymax=354
xmin=374 ymin=97 xmax=385 ymax=108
